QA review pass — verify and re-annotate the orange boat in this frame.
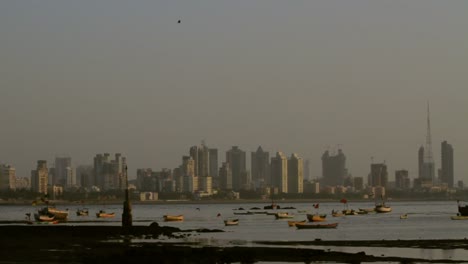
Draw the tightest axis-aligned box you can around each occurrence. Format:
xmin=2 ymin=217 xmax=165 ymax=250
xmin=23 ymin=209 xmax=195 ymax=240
xmin=96 ymin=210 xmax=115 ymax=218
xmin=163 ymin=215 xmax=184 ymax=222
xmin=306 ymin=214 xmax=327 ymax=222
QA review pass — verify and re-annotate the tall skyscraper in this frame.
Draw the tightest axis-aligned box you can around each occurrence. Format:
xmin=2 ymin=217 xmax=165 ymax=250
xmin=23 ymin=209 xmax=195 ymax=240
xmin=55 ymin=157 xmax=73 ymax=187
xmin=93 ymin=153 xmax=127 ymax=191
xmin=0 ymin=164 xmax=16 ymax=191
xmin=226 ymin=146 xmax=246 ymax=191
xmin=304 ymin=159 xmax=310 ymax=181
xmin=31 ymin=160 xmax=48 ymax=194
xmin=395 ymin=170 xmax=410 ymax=190
xmin=419 ymin=104 xmax=436 ymax=185
xmin=251 ymin=146 xmax=270 ymax=189
xmin=369 ymin=163 xmax=388 ymax=187
xmin=441 ymin=141 xmax=454 ymax=188
xmin=189 ymin=142 xmax=213 ymax=193
xmin=321 ymin=149 xmax=347 ymax=186
xmin=209 ymin=148 xmax=218 ymax=189
xmin=287 ymin=153 xmax=303 ymax=193
xmin=271 ymin=151 xmax=288 ymax=193
xmin=219 ymin=162 xmax=232 ymax=190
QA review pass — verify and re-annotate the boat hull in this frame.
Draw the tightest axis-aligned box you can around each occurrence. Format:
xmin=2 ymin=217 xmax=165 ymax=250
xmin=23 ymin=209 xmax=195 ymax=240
xmin=296 ymin=223 xmax=338 ymax=229
xmin=164 ymin=215 xmax=184 ymax=222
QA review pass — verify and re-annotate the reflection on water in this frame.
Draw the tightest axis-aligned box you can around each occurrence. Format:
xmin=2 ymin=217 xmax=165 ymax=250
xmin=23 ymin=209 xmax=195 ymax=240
xmin=2 ymin=200 xmax=467 ymax=262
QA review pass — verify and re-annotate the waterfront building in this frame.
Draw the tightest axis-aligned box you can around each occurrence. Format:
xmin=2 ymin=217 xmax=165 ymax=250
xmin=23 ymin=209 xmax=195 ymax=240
xmin=395 ymin=170 xmax=410 ymax=190
xmin=304 ymin=159 xmax=310 ymax=181
xmin=219 ymin=162 xmax=232 ymax=190
xmin=441 ymin=141 xmax=454 ymax=188
xmin=304 ymin=181 xmax=320 ymax=194
xmin=31 ymin=160 xmax=48 ymax=194
xmin=321 ymin=149 xmax=347 ymax=186
xmin=226 ymin=146 xmax=246 ymax=191
xmin=369 ymin=163 xmax=388 ymax=188
xmin=209 ymin=148 xmax=219 ymax=188
xmin=270 ymin=151 xmax=288 ymax=193
xmin=287 ymin=153 xmax=303 ymax=193
xmin=54 ymin=157 xmax=72 ymax=186
xmin=251 ymin=146 xmax=270 ymax=189
xmin=93 ymin=153 xmax=127 ymax=191
xmin=353 ymin=177 xmax=364 ymax=191
xmin=0 ymin=164 xmax=16 ymax=191
xmin=15 ymin=177 xmax=30 ymax=190
xmin=76 ymin=165 xmax=93 ymax=188
xmin=190 ymin=142 xmax=215 ymax=193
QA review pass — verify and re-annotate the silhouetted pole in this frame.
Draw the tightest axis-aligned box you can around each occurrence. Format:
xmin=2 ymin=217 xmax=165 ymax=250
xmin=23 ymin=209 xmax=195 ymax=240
xmin=122 ymin=165 xmax=132 ymax=228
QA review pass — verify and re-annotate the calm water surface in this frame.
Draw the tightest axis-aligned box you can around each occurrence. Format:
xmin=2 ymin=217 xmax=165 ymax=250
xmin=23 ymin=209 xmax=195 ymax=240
xmin=2 ymin=200 xmax=468 ymax=262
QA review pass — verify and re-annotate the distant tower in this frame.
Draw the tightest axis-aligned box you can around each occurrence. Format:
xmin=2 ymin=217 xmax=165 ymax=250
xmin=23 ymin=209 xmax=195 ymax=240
xmin=441 ymin=141 xmax=454 ymax=188
xmin=421 ymin=103 xmax=436 ymax=184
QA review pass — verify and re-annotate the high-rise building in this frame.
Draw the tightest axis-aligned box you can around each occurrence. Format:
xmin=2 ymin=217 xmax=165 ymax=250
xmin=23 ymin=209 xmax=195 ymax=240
xmin=395 ymin=170 xmax=410 ymax=190
xmin=271 ymin=151 xmax=288 ymax=193
xmin=190 ymin=142 xmax=213 ymax=193
xmin=226 ymin=146 xmax=246 ymax=191
xmin=287 ymin=153 xmax=303 ymax=193
xmin=321 ymin=149 xmax=347 ymax=186
xmin=251 ymin=146 xmax=270 ymax=189
xmin=369 ymin=163 xmax=388 ymax=187
xmin=93 ymin=153 xmax=127 ymax=191
xmin=75 ymin=165 xmax=93 ymax=188
xmin=31 ymin=160 xmax=48 ymax=194
xmin=54 ymin=157 xmax=72 ymax=186
xmin=419 ymin=104 xmax=435 ymax=185
xmin=181 ymin=156 xmax=197 ymax=193
xmin=0 ymin=164 xmax=16 ymax=191
xmin=304 ymin=159 xmax=310 ymax=181
xmin=441 ymin=141 xmax=454 ymax=188
xmin=209 ymin=148 xmax=219 ymax=187
xmin=219 ymin=162 xmax=232 ymax=190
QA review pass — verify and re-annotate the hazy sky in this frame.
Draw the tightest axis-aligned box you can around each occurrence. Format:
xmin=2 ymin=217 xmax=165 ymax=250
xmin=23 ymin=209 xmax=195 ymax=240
xmin=1 ymin=1 xmax=467 ymax=182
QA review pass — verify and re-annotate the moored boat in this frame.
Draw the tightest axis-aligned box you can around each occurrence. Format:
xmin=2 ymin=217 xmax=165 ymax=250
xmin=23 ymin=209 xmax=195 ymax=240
xmin=451 ymin=215 xmax=468 ymax=220
xmin=306 ymin=214 xmax=327 ymax=222
xmin=296 ymin=222 xmax=338 ymax=229
xmin=96 ymin=210 xmax=115 ymax=218
xmin=38 ymin=207 xmax=69 ymax=221
xmin=287 ymin=220 xmax=307 ymax=227
xmin=224 ymin=219 xmax=239 ymax=226
xmin=163 ymin=214 xmax=184 ymax=222
xmin=76 ymin=208 xmax=89 ymax=216
xmin=400 ymin=214 xmax=408 ymax=219
xmin=375 ymin=204 xmax=392 ymax=213
xmin=34 ymin=213 xmax=55 ymax=222
xmin=275 ymin=212 xmax=294 ymax=219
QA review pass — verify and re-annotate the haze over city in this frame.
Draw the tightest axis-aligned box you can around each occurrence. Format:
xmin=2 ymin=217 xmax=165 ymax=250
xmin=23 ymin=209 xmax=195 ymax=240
xmin=1 ymin=0 xmax=467 ymax=183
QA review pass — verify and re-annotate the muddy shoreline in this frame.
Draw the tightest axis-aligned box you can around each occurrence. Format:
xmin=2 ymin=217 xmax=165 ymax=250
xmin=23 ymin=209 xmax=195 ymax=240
xmin=1 ymin=225 xmax=466 ymax=263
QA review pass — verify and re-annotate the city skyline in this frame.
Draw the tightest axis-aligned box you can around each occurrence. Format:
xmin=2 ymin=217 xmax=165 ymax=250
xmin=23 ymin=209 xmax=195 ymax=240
xmin=1 ymin=1 xmax=467 ymax=183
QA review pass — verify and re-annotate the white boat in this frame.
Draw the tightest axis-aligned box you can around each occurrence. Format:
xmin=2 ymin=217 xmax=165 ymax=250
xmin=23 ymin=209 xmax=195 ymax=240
xmin=224 ymin=219 xmax=239 ymax=226
xmin=274 ymin=212 xmax=294 ymax=219
xmin=375 ymin=203 xmax=392 ymax=213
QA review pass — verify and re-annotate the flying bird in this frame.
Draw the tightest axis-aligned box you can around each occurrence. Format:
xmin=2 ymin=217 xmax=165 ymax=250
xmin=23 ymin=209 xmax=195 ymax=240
xmin=178 ymin=20 xmax=181 ymax=24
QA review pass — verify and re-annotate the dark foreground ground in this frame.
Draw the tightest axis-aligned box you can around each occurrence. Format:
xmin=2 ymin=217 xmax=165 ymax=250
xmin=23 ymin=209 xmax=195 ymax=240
xmin=1 ymin=224 xmax=467 ymax=264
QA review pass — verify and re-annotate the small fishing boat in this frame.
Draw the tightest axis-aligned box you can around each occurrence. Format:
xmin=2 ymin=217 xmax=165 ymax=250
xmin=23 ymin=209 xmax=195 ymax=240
xmin=34 ymin=213 xmax=55 ymax=222
xmin=38 ymin=207 xmax=69 ymax=221
xmin=224 ymin=219 xmax=239 ymax=226
xmin=76 ymin=208 xmax=89 ymax=216
xmin=306 ymin=214 xmax=327 ymax=222
xmin=359 ymin=208 xmax=375 ymax=213
xmin=342 ymin=209 xmax=358 ymax=215
xmin=287 ymin=220 xmax=307 ymax=227
xmin=296 ymin=222 xmax=338 ymax=229
xmin=275 ymin=212 xmax=294 ymax=219
xmin=451 ymin=215 xmax=468 ymax=220
xmin=163 ymin=214 xmax=184 ymax=222
xmin=400 ymin=214 xmax=408 ymax=219
xmin=96 ymin=210 xmax=115 ymax=218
